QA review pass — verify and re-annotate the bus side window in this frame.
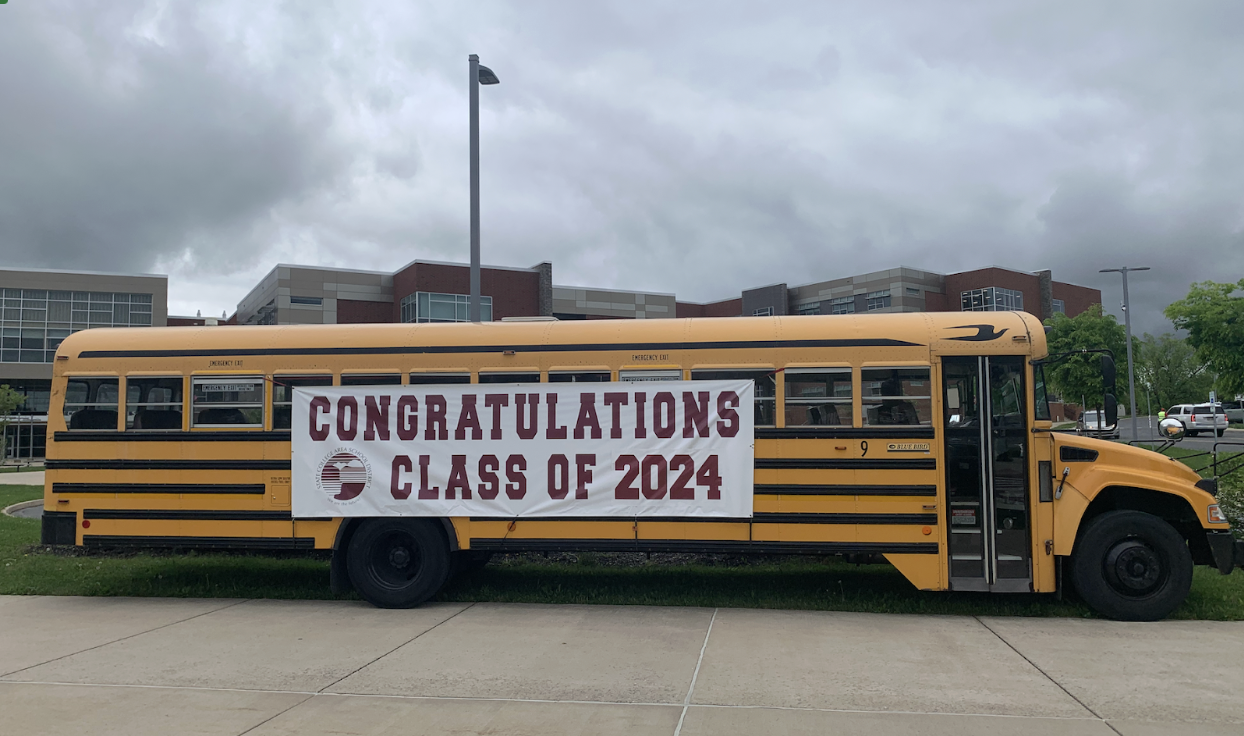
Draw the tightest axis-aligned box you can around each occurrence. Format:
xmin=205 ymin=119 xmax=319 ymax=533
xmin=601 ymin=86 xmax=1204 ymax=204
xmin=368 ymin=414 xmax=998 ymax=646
xmin=548 ymin=371 xmax=610 ymax=383
xmin=126 ymin=377 xmax=184 ymax=431
xmin=862 ymin=367 xmax=932 ymax=426
xmin=409 ymin=373 xmax=471 ymax=385
xmin=690 ymin=369 xmax=776 ymax=427
xmin=341 ymin=374 xmax=402 ymax=386
xmin=64 ymin=377 xmax=120 ymax=430
xmin=479 ymin=372 xmax=542 ymax=384
xmin=192 ymin=376 xmax=264 ymax=428
xmin=272 ymin=376 xmax=334 ymax=430
xmin=785 ymin=368 xmax=852 ymax=427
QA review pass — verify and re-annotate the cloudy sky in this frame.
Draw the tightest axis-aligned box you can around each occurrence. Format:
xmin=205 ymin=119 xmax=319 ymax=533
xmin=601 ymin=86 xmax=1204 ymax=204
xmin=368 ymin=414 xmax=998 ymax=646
xmin=2 ymin=1 xmax=1241 ymax=335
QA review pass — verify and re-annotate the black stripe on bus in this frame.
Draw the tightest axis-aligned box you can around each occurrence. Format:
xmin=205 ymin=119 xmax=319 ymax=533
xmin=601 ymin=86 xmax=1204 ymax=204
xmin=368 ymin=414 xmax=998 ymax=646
xmin=754 ymin=458 xmax=937 ymax=470
xmin=46 ymin=459 xmax=291 ymax=471
xmin=75 ymin=337 xmax=922 ymax=360
xmin=468 ymin=539 xmax=939 ymax=555
xmin=83 ymin=509 xmax=291 ymax=521
xmin=82 ymin=535 xmax=315 ymax=550
xmin=757 ymin=427 xmax=936 ymax=440
xmin=53 ymin=483 xmax=267 ymax=495
xmin=755 ymin=484 xmax=938 ymax=496
xmin=468 ymin=513 xmax=935 ymax=525
xmin=54 ymin=431 xmax=292 ymax=443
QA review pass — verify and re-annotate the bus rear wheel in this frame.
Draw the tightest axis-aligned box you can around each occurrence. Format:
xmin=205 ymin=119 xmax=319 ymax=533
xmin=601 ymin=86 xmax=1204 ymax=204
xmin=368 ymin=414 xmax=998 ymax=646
xmin=1071 ymin=510 xmax=1192 ymax=621
xmin=347 ymin=519 xmax=450 ymax=608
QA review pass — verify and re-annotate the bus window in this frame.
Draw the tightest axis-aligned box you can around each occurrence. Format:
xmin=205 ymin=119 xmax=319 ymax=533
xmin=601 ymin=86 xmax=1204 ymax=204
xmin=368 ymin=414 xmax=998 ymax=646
xmin=862 ymin=367 xmax=931 ymax=426
xmin=548 ymin=371 xmax=611 ymax=383
xmin=784 ymin=368 xmax=852 ymax=427
xmin=64 ymin=377 xmax=119 ymax=430
xmin=1033 ymin=364 xmax=1051 ymax=421
xmin=272 ymin=376 xmax=334 ymax=430
xmin=409 ymin=373 xmax=471 ymax=385
xmin=691 ymin=369 xmax=776 ymax=426
xmin=126 ymin=377 xmax=184 ymax=430
xmin=479 ymin=372 xmax=541 ymax=384
xmin=341 ymin=374 xmax=401 ymax=386
xmin=618 ymin=369 xmax=682 ymax=382
xmin=191 ymin=377 xmax=264 ymax=428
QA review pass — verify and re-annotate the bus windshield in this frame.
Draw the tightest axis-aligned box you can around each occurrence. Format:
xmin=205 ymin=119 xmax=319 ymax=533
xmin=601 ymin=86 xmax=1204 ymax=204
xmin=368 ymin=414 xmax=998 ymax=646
xmin=1033 ymin=364 xmax=1051 ymax=421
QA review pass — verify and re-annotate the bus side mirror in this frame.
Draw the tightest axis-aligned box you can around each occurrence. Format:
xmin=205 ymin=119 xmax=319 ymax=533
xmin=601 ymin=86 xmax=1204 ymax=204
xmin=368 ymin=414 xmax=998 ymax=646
xmin=1104 ymin=393 xmax=1118 ymax=427
xmin=1101 ymin=354 xmax=1116 ymax=394
xmin=1159 ymin=417 xmax=1186 ymax=441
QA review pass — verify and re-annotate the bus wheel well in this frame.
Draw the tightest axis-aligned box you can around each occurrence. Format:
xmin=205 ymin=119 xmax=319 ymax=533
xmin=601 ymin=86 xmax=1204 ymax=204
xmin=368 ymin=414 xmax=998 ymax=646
xmin=330 ymin=518 xmax=458 ymax=595
xmin=1078 ymin=486 xmax=1212 ymax=566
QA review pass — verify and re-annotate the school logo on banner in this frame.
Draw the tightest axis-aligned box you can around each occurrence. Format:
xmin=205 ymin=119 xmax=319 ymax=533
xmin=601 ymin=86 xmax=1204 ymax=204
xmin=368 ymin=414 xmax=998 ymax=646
xmin=316 ymin=449 xmax=372 ymax=503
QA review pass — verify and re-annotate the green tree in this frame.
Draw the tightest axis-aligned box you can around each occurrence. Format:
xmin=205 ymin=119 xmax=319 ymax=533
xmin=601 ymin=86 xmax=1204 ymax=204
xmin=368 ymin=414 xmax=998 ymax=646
xmin=1165 ymin=279 xmax=1244 ymax=397
xmin=0 ymin=384 xmax=25 ymax=462
xmin=1043 ymin=304 xmax=1134 ymax=410
xmin=1136 ymin=333 xmax=1213 ymax=412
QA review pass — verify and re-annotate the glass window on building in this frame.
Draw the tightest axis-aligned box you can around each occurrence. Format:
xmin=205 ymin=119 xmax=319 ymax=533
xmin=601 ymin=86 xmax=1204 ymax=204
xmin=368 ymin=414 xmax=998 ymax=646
xmin=797 ymin=304 xmax=821 ymax=316
xmin=861 ymin=367 xmax=932 ymax=426
xmin=784 ymin=368 xmax=852 ymax=427
xmin=753 ymin=306 xmax=774 ymax=316
xmin=1 ymin=290 xmax=155 ymax=363
xmin=961 ymin=286 xmax=1023 ymax=312
xmin=866 ymin=290 xmax=891 ymax=311
xmin=1052 ymin=299 xmax=1065 ymax=314
xmin=906 ymin=287 xmax=921 ymax=296
xmin=691 ymin=369 xmax=777 ymax=427
xmin=401 ymin=292 xmax=492 ymax=323
xmin=830 ymin=296 xmax=855 ymax=315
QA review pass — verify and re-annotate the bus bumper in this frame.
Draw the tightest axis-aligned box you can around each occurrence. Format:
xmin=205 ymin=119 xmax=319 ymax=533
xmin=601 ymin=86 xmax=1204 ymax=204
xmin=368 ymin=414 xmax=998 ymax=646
xmin=1207 ymin=530 xmax=1244 ymax=575
xmin=41 ymin=511 xmax=77 ymax=545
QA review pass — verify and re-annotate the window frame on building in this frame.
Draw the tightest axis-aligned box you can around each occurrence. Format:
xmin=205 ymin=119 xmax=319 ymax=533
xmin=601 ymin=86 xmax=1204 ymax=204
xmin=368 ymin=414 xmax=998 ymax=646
xmin=401 ymin=292 xmax=493 ymax=323
xmin=865 ymin=290 xmax=892 ymax=311
xmin=829 ymin=296 xmax=855 ymax=315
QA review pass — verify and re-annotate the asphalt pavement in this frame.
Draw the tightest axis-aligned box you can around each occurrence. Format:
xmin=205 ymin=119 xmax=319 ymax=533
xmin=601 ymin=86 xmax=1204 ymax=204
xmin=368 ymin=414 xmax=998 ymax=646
xmin=1 ymin=596 xmax=1242 ymax=735
xmin=1113 ymin=416 xmax=1244 ymax=453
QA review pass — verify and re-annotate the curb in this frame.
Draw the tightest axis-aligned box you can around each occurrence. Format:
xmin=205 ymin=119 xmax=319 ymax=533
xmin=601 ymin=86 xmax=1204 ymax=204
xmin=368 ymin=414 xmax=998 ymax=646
xmin=2 ymin=499 xmax=42 ymax=518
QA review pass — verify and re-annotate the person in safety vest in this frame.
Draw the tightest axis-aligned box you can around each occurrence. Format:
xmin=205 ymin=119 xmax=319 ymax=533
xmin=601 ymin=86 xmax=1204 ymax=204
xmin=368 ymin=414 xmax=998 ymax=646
xmin=1158 ymin=408 xmax=1167 ymax=421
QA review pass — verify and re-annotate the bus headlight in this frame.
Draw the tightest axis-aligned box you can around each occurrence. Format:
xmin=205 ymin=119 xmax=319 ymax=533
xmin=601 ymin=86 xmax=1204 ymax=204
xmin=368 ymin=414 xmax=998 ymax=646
xmin=1209 ymin=505 xmax=1229 ymax=524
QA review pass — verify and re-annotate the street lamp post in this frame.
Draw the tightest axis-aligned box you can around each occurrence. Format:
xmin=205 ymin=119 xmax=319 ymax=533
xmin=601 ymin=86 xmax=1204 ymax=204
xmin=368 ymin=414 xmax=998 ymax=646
xmin=469 ymin=54 xmax=500 ymax=323
xmin=1100 ymin=266 xmax=1150 ymax=442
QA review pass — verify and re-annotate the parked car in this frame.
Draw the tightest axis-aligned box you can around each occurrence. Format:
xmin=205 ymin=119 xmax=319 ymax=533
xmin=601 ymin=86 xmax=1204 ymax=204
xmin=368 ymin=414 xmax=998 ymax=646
xmin=1076 ymin=409 xmax=1119 ymax=439
xmin=1222 ymin=401 xmax=1244 ymax=424
xmin=1166 ymin=403 xmax=1227 ymax=437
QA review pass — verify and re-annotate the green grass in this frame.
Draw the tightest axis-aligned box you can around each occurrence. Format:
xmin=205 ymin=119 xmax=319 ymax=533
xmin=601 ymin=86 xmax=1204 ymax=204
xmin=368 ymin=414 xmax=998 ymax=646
xmin=0 ymin=465 xmax=43 ymax=474
xmin=6 ymin=468 xmax=1244 ymax=618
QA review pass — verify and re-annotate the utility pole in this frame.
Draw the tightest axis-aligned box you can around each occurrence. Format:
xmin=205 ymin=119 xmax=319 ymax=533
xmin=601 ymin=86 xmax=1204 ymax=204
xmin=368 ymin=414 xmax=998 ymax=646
xmin=1100 ymin=266 xmax=1150 ymax=442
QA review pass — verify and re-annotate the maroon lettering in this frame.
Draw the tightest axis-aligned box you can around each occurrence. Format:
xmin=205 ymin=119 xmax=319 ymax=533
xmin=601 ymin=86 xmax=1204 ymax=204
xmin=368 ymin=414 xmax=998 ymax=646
xmin=615 ymin=455 xmax=640 ymax=499
xmin=515 ymin=393 xmax=539 ymax=440
xmin=364 ymin=396 xmax=391 ymax=441
xmin=682 ymin=391 xmax=710 ymax=438
xmin=697 ymin=454 xmax=723 ymax=499
xmin=574 ymin=393 xmax=603 ymax=439
xmin=634 ymin=392 xmax=648 ymax=439
xmin=478 ymin=455 xmax=500 ymax=499
xmin=418 ymin=454 xmax=439 ymax=499
xmin=391 ymin=455 xmax=413 ymax=500
xmin=397 ymin=396 xmax=418 ymax=441
xmin=641 ymin=454 xmax=668 ymax=499
xmin=337 ymin=396 xmax=359 ymax=441
xmin=446 ymin=454 xmax=472 ymax=499
xmin=670 ymin=454 xmax=694 ymax=499
xmin=424 ymin=395 xmax=448 ymax=440
xmin=653 ymin=392 xmax=676 ymax=438
xmin=484 ymin=394 xmax=509 ymax=440
xmin=602 ymin=392 xmax=628 ymax=439
xmin=545 ymin=393 xmax=568 ymax=439
xmin=505 ymin=454 xmax=527 ymax=499
xmin=574 ymin=454 xmax=595 ymax=500
xmin=455 ymin=394 xmax=483 ymax=440
xmin=309 ymin=396 xmax=330 ymax=441
xmin=716 ymin=391 xmax=740 ymax=437
xmin=547 ymin=454 xmax=569 ymax=499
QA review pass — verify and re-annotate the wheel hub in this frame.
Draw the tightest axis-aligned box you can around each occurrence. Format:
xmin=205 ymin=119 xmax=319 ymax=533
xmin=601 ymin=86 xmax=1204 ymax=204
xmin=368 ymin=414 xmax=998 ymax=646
xmin=1105 ymin=540 xmax=1164 ymax=596
xmin=389 ymin=546 xmax=412 ymax=569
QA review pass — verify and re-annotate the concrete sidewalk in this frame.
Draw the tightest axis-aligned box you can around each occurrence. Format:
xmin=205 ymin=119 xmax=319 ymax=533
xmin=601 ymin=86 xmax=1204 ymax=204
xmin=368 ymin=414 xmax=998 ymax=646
xmin=0 ymin=470 xmax=44 ymax=486
xmin=1 ymin=597 xmax=1241 ymax=735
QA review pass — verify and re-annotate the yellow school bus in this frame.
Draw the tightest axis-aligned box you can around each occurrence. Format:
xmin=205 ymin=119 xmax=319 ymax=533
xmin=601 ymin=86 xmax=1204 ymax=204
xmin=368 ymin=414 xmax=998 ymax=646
xmin=40 ymin=311 xmax=1242 ymax=620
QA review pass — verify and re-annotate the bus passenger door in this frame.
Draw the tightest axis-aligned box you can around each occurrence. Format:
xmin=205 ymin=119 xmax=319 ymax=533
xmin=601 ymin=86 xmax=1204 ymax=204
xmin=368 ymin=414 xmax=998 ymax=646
xmin=943 ymin=356 xmax=1032 ymax=592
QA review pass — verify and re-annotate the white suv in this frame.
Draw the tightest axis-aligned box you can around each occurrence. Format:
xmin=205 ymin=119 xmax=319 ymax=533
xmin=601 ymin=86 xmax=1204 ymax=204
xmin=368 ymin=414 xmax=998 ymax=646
xmin=1167 ymin=404 xmax=1227 ymax=437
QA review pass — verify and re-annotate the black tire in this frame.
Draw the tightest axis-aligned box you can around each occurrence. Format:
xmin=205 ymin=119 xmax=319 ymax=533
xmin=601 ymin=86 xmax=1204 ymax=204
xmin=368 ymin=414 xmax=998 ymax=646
xmin=1188 ymin=430 xmax=1199 ymax=437
xmin=346 ymin=519 xmax=450 ymax=608
xmin=1071 ymin=510 xmax=1192 ymax=621
xmin=1217 ymin=428 xmax=1226 ymax=437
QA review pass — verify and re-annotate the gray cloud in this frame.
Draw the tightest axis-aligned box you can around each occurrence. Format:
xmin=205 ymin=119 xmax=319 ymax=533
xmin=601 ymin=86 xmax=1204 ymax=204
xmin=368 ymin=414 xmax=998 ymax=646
xmin=0 ymin=0 xmax=1240 ymax=334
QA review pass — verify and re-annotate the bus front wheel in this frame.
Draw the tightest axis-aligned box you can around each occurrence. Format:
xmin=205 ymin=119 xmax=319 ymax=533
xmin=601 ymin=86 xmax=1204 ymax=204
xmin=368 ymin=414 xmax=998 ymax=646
xmin=346 ymin=519 xmax=450 ymax=608
xmin=1071 ymin=510 xmax=1192 ymax=621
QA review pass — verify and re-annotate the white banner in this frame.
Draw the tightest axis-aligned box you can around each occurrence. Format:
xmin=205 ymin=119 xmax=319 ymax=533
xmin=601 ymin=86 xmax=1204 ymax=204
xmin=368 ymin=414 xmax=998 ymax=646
xmin=291 ymin=380 xmax=754 ymax=518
